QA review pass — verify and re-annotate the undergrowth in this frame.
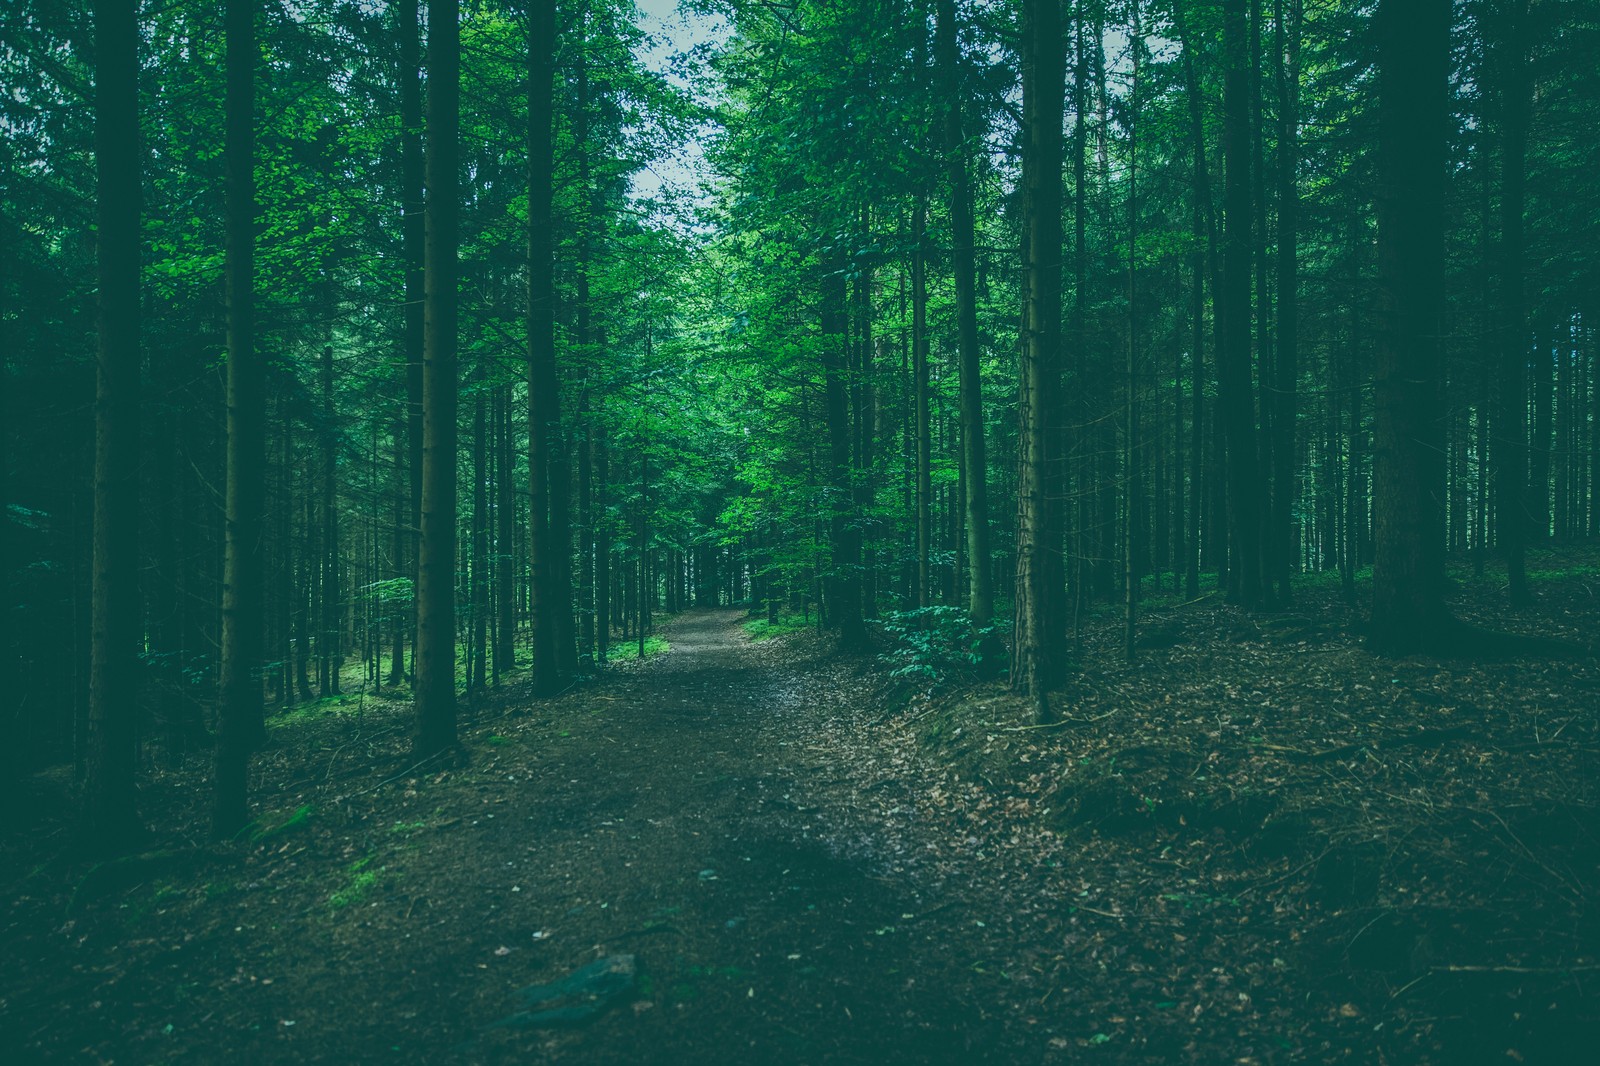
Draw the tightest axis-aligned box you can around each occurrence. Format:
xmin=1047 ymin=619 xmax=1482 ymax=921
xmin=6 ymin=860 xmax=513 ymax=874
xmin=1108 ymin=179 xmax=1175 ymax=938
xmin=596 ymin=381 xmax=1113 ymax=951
xmin=745 ymin=613 xmax=813 ymax=641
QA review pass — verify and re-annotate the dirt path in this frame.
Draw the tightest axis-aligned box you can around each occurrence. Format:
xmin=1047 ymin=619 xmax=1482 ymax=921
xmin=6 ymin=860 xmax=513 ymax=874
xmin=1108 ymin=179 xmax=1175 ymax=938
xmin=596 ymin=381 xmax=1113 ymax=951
xmin=3 ymin=610 xmax=1020 ymax=1065
xmin=439 ymin=608 xmax=999 ymax=1064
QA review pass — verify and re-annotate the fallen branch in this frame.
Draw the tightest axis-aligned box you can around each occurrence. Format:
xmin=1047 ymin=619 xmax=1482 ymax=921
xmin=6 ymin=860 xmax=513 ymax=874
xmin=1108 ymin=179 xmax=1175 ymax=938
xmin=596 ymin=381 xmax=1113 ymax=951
xmin=1433 ymin=964 xmax=1600 ymax=975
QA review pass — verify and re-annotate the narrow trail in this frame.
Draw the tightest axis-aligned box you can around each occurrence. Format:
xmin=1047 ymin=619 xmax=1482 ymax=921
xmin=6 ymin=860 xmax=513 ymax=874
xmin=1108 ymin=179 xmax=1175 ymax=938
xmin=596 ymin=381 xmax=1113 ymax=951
xmin=8 ymin=609 xmax=1045 ymax=1066
xmin=446 ymin=608 xmax=997 ymax=1063
xmin=303 ymin=609 xmax=1012 ymax=1064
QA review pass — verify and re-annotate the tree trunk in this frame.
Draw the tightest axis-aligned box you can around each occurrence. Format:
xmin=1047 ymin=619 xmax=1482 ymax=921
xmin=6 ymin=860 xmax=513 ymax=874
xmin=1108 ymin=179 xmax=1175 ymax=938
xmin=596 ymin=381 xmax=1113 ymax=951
xmin=85 ymin=0 xmax=143 ymax=850
xmin=414 ymin=0 xmax=459 ymax=757
xmin=400 ymin=0 xmax=424 ymax=677
xmin=1124 ymin=3 xmax=1142 ymax=662
xmin=1271 ymin=0 xmax=1302 ymax=605
xmin=1220 ymin=0 xmax=1265 ymax=607
xmin=390 ymin=414 xmax=406 ymax=685
xmin=1013 ymin=0 xmax=1064 ymax=720
xmin=912 ymin=198 xmax=932 ymax=609
xmin=935 ymin=0 xmax=993 ymax=626
xmin=594 ymin=411 xmax=610 ymax=664
xmin=471 ymin=370 xmax=488 ymax=692
xmin=527 ymin=0 xmax=563 ymax=696
xmin=1368 ymin=0 xmax=1451 ymax=652
xmin=1173 ymin=0 xmax=1221 ymax=596
xmin=214 ymin=0 xmax=264 ymax=839
xmin=821 ymin=268 xmax=867 ymax=650
xmin=320 ymin=345 xmax=341 ymax=695
xmin=1495 ymin=0 xmax=1531 ymax=603
xmin=494 ymin=384 xmax=515 ymax=678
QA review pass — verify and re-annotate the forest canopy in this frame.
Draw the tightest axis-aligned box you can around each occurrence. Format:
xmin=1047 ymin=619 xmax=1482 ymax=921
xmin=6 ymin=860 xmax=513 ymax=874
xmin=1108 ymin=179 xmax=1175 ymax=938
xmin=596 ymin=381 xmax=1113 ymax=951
xmin=3 ymin=0 xmax=1598 ymax=856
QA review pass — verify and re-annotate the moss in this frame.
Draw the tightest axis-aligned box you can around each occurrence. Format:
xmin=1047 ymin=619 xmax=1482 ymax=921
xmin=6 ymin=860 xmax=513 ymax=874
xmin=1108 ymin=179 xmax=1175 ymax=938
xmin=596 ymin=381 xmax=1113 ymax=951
xmin=249 ymin=804 xmax=314 ymax=844
xmin=744 ymin=614 xmax=811 ymax=641
xmin=329 ymin=854 xmax=386 ymax=909
xmin=609 ymin=635 xmax=670 ymax=661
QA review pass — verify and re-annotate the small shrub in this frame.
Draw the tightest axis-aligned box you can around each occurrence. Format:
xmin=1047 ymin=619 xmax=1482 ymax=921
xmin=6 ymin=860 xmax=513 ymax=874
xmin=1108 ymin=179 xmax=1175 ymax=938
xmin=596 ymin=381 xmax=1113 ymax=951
xmin=878 ymin=606 xmax=1004 ymax=689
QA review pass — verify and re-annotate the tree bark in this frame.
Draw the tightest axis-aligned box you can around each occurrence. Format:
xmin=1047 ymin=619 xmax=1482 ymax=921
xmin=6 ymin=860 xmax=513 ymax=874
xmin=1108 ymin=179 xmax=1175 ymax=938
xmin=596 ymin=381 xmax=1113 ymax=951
xmin=471 ymin=369 xmax=488 ymax=692
xmin=319 ymin=345 xmax=341 ymax=696
xmin=214 ymin=0 xmax=264 ymax=839
xmin=414 ymin=0 xmax=459 ymax=757
xmin=494 ymin=384 xmax=515 ymax=678
xmin=912 ymin=198 xmax=932 ymax=609
xmin=400 ymin=0 xmax=424 ymax=676
xmin=1220 ymin=0 xmax=1265 ymax=607
xmin=1271 ymin=0 xmax=1302 ymax=605
xmin=527 ymin=0 xmax=563 ymax=696
xmin=1368 ymin=0 xmax=1452 ymax=653
xmin=821 ymin=268 xmax=867 ymax=650
xmin=934 ymin=0 xmax=993 ymax=626
xmin=1125 ymin=3 xmax=1142 ymax=662
xmin=1013 ymin=0 xmax=1064 ymax=720
xmin=84 ymin=0 xmax=143 ymax=851
xmin=1495 ymin=0 xmax=1532 ymax=603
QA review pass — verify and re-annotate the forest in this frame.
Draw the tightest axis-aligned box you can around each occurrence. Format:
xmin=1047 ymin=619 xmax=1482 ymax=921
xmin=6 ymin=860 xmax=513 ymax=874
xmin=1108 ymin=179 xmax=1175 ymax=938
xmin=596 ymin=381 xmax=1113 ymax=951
xmin=2 ymin=0 xmax=1598 ymax=1062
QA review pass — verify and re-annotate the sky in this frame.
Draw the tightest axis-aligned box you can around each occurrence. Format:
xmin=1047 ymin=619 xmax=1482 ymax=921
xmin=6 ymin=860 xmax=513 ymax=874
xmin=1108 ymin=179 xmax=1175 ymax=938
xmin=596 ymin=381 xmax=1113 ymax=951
xmin=627 ymin=0 xmax=729 ymax=215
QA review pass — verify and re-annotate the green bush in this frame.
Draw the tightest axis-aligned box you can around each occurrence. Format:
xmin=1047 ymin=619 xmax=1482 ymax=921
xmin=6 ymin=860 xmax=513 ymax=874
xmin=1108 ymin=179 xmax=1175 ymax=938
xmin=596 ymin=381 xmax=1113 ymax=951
xmin=878 ymin=606 xmax=1004 ymax=688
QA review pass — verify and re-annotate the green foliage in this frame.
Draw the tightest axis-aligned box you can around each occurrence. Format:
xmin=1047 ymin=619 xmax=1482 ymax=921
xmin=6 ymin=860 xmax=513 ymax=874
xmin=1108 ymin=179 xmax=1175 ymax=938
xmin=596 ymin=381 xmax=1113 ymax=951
xmin=329 ymin=855 xmax=383 ymax=909
xmin=249 ymin=804 xmax=315 ymax=845
xmin=878 ymin=607 xmax=1004 ymax=688
xmin=609 ymin=636 xmax=670 ymax=662
xmin=744 ymin=613 xmax=812 ymax=642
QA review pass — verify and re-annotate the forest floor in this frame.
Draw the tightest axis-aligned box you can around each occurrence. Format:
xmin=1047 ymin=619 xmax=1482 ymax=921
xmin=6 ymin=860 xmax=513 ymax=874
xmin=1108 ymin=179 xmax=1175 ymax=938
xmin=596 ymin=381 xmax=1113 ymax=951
xmin=3 ymin=560 xmax=1599 ymax=1065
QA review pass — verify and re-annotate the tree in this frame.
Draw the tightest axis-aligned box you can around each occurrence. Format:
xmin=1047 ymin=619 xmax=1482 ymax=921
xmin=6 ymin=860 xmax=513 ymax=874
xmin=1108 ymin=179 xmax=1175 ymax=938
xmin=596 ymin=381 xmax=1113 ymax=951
xmin=82 ymin=0 xmax=143 ymax=850
xmin=1219 ymin=0 xmax=1264 ymax=607
xmin=528 ymin=0 xmax=564 ymax=696
xmin=401 ymin=0 xmax=425 ymax=678
xmin=1367 ymin=0 xmax=1451 ymax=652
xmin=1013 ymin=0 xmax=1065 ymax=721
xmin=935 ymin=0 xmax=993 ymax=627
xmin=1494 ymin=0 xmax=1533 ymax=605
xmin=414 ymin=0 xmax=460 ymax=757
xmin=214 ymin=0 xmax=265 ymax=838
xmin=1270 ymin=0 xmax=1303 ymax=606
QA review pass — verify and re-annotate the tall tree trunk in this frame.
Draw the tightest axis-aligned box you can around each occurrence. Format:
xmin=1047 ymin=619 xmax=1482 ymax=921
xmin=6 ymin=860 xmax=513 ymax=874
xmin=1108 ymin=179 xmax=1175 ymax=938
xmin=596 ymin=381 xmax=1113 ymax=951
xmin=1271 ymin=0 xmax=1302 ymax=606
xmin=494 ymin=384 xmax=515 ymax=678
xmin=935 ymin=0 xmax=994 ymax=627
xmin=471 ymin=371 xmax=488 ymax=692
xmin=1068 ymin=5 xmax=1094 ymax=625
xmin=912 ymin=199 xmax=932 ymax=608
xmin=414 ymin=0 xmax=459 ymax=757
xmin=84 ymin=0 xmax=143 ymax=850
xmin=1530 ymin=320 xmax=1553 ymax=538
xmin=1220 ymin=0 xmax=1265 ymax=607
xmin=1368 ymin=0 xmax=1451 ymax=652
xmin=1013 ymin=0 xmax=1064 ymax=721
xmin=1124 ymin=3 xmax=1142 ymax=662
xmin=320 ymin=345 xmax=341 ymax=695
xmin=594 ymin=408 xmax=610 ymax=664
xmin=575 ymin=13 xmax=595 ymax=673
xmin=1174 ymin=0 xmax=1220 ymax=596
xmin=1495 ymin=0 xmax=1531 ymax=603
xmin=1251 ymin=0 xmax=1277 ymax=605
xmin=281 ymin=408 xmax=298 ymax=704
xmin=400 ymin=0 xmax=424 ymax=676
xmin=214 ymin=0 xmax=263 ymax=838
xmin=389 ymin=414 xmax=406 ymax=685
xmin=821 ymin=268 xmax=867 ymax=650
xmin=527 ymin=0 xmax=563 ymax=695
